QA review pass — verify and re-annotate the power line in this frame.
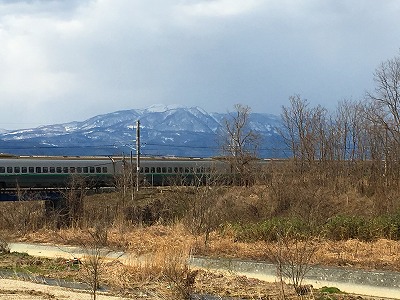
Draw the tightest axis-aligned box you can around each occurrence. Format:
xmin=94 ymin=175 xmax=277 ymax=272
xmin=0 ymin=145 xmax=117 ymax=150
xmin=0 ymin=143 xmax=294 ymax=152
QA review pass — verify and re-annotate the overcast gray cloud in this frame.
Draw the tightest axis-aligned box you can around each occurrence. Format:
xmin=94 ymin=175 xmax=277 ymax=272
xmin=1 ymin=0 xmax=400 ymax=129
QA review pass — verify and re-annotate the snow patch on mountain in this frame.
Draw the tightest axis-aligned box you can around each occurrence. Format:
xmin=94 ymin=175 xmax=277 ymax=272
xmin=0 ymin=105 xmax=285 ymax=158
xmin=144 ymin=104 xmax=183 ymax=113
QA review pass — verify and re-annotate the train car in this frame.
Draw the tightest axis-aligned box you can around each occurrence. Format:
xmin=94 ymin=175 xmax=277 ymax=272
xmin=0 ymin=156 xmax=122 ymax=189
xmin=136 ymin=157 xmax=227 ymax=186
xmin=0 ymin=155 xmax=229 ymax=190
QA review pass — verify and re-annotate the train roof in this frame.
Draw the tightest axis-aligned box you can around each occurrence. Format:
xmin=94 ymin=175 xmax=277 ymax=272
xmin=0 ymin=155 xmax=217 ymax=161
xmin=0 ymin=153 xmax=18 ymax=158
xmin=0 ymin=155 xmax=114 ymax=161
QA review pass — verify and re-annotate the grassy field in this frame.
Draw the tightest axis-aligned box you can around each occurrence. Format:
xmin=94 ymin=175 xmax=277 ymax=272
xmin=2 ymin=161 xmax=400 ymax=299
xmin=0 ymin=243 xmax=383 ymax=300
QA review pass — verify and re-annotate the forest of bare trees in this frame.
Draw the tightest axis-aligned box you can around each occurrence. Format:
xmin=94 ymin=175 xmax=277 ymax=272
xmin=279 ymin=52 xmax=400 ymax=182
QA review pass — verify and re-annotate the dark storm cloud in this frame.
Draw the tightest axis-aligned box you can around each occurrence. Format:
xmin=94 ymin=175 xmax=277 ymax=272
xmin=0 ymin=0 xmax=400 ymax=129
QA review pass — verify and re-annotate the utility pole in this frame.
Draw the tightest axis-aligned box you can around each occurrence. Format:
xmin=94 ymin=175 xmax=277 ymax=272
xmin=136 ymin=120 xmax=140 ymax=192
xmin=130 ymin=150 xmax=133 ymax=201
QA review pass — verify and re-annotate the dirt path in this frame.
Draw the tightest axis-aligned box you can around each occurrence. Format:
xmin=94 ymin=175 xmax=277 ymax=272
xmin=0 ymin=278 xmax=131 ymax=300
xmin=5 ymin=242 xmax=400 ymax=300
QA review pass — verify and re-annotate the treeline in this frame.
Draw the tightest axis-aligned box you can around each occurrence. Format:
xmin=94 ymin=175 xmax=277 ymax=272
xmin=228 ymin=51 xmax=400 ymax=242
xmin=279 ymin=52 xmax=400 ymax=179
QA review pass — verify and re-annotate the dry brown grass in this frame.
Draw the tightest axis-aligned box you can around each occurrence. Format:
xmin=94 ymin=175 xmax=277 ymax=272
xmin=7 ymin=222 xmax=400 ymax=299
xmin=14 ymin=222 xmax=400 ymax=273
xmin=194 ymin=270 xmax=300 ymax=299
xmin=79 ymin=260 xmax=301 ymax=300
xmin=16 ymin=223 xmax=192 ymax=251
xmin=3 ymin=173 xmax=400 ymax=299
xmin=317 ymin=239 xmax=400 ymax=271
xmin=196 ymin=233 xmax=400 ymax=272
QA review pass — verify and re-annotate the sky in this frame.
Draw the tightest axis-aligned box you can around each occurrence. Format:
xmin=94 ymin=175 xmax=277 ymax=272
xmin=0 ymin=0 xmax=400 ymax=130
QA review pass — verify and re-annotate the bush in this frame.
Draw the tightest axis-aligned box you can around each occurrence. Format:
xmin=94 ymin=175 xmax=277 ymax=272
xmin=319 ymin=286 xmax=342 ymax=294
xmin=324 ymin=213 xmax=400 ymax=241
xmin=324 ymin=215 xmax=372 ymax=241
xmin=232 ymin=212 xmax=400 ymax=242
xmin=0 ymin=237 xmax=10 ymax=254
xmin=232 ymin=218 xmax=312 ymax=242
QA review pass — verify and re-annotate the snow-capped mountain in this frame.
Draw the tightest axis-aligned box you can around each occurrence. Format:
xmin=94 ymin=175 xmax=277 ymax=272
xmin=0 ymin=106 xmax=286 ymax=158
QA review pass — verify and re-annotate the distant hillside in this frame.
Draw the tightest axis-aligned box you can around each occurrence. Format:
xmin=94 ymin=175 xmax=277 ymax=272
xmin=0 ymin=105 xmax=287 ymax=158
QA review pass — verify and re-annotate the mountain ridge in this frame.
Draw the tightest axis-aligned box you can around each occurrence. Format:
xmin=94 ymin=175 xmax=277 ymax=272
xmin=0 ymin=106 xmax=286 ymax=158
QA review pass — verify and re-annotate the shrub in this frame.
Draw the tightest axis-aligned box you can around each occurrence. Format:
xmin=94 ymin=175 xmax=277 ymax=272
xmin=232 ymin=213 xmax=400 ymax=242
xmin=324 ymin=213 xmax=400 ymax=241
xmin=232 ymin=217 xmax=311 ymax=242
xmin=0 ymin=237 xmax=9 ymax=254
xmin=324 ymin=215 xmax=374 ymax=241
xmin=319 ymin=286 xmax=342 ymax=294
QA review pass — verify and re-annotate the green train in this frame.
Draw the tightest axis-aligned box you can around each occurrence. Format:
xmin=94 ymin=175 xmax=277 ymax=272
xmin=0 ymin=155 xmax=225 ymax=189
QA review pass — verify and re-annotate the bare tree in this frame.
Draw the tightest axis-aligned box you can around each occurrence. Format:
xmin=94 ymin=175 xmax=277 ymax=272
xmin=367 ymin=52 xmax=400 ymax=143
xmin=366 ymin=51 xmax=400 ymax=180
xmin=221 ymin=104 xmax=260 ymax=185
xmin=267 ymin=230 xmax=319 ymax=298
xmin=183 ymin=172 xmax=223 ymax=247
xmin=79 ymin=225 xmax=110 ymax=300
xmin=333 ymin=100 xmax=368 ymax=162
xmin=65 ymin=175 xmax=87 ymax=227
xmin=280 ymin=95 xmax=327 ymax=163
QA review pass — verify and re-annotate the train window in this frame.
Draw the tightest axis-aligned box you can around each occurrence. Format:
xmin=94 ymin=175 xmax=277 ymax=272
xmin=90 ymin=167 xmax=95 ymax=173
xmin=162 ymin=167 xmax=166 ymax=173
xmin=102 ymin=167 xmax=107 ymax=173
xmin=63 ymin=167 xmax=68 ymax=173
xmin=150 ymin=167 xmax=155 ymax=173
xmin=83 ymin=167 xmax=88 ymax=173
xmin=56 ymin=167 xmax=62 ymax=173
xmin=156 ymin=167 xmax=161 ymax=173
xmin=144 ymin=167 xmax=149 ymax=173
xmin=50 ymin=167 xmax=55 ymax=173
xmin=96 ymin=167 xmax=101 ymax=173
xmin=36 ymin=167 xmax=42 ymax=173
xmin=196 ymin=167 xmax=201 ymax=173
xmin=184 ymin=167 xmax=190 ymax=173
xmin=70 ymin=167 xmax=76 ymax=173
xmin=167 ymin=167 xmax=172 ymax=173
xmin=77 ymin=167 xmax=82 ymax=173
xmin=7 ymin=167 xmax=13 ymax=173
xmin=14 ymin=167 xmax=20 ymax=173
xmin=140 ymin=167 xmax=144 ymax=173
xmin=42 ymin=167 xmax=48 ymax=173
xmin=21 ymin=167 xmax=27 ymax=173
xmin=174 ymin=167 xmax=179 ymax=173
xmin=29 ymin=167 xmax=34 ymax=173
xmin=0 ymin=167 xmax=5 ymax=173
xmin=179 ymin=167 xmax=183 ymax=173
